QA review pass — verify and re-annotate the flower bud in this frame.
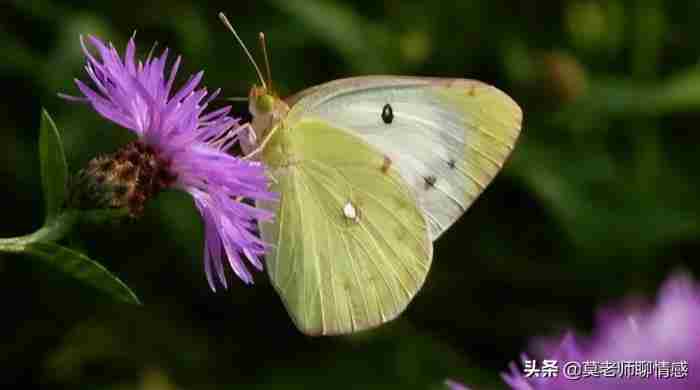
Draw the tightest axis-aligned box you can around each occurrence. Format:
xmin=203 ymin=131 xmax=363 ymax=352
xmin=68 ymin=141 xmax=177 ymax=216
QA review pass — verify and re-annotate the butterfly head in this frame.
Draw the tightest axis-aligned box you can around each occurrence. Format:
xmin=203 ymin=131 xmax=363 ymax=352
xmin=248 ymin=84 xmax=289 ymax=140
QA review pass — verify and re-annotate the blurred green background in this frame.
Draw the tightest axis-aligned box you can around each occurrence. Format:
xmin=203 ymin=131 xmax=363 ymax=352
xmin=2 ymin=0 xmax=700 ymax=388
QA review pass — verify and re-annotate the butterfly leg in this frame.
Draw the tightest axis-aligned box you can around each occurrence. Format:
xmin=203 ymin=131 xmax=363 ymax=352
xmin=243 ymin=123 xmax=280 ymax=161
xmin=233 ymin=122 xmax=257 ymax=156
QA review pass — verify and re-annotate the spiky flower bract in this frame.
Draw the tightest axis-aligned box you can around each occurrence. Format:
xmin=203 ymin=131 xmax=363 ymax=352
xmin=65 ymin=35 xmax=276 ymax=290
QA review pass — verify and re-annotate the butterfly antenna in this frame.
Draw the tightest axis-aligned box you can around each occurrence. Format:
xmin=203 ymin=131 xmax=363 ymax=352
xmin=259 ymin=32 xmax=273 ymax=93
xmin=218 ymin=12 xmax=268 ymax=90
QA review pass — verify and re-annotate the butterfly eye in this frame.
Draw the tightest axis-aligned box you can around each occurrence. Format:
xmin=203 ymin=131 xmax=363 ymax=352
xmin=256 ymin=94 xmax=275 ymax=113
xmin=381 ymin=103 xmax=394 ymax=124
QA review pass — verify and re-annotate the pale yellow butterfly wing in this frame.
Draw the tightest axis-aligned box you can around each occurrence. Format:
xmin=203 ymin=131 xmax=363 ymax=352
xmin=286 ymin=76 xmax=523 ymax=239
xmin=259 ymin=119 xmax=432 ymax=335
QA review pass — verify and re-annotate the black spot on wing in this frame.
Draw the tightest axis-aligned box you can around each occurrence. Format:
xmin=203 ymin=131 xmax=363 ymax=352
xmin=424 ymin=175 xmax=437 ymax=189
xmin=381 ymin=103 xmax=394 ymax=124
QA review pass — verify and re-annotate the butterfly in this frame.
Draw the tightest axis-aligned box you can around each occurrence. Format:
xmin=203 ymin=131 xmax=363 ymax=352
xmin=220 ymin=13 xmax=523 ymax=336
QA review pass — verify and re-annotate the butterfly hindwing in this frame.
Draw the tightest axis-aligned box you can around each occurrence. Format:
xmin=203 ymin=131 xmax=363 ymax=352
xmin=286 ymin=76 xmax=523 ymax=240
xmin=260 ymin=119 xmax=432 ymax=335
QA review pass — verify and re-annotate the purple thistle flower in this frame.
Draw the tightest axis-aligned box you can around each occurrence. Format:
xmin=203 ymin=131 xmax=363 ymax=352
xmin=64 ymin=35 xmax=276 ymax=290
xmin=503 ymin=272 xmax=700 ymax=390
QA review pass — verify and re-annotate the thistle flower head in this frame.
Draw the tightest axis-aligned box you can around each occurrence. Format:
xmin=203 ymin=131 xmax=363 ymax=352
xmin=65 ymin=35 xmax=276 ymax=290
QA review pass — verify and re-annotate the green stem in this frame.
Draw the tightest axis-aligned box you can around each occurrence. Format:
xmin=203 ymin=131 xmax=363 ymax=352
xmin=0 ymin=211 xmax=79 ymax=253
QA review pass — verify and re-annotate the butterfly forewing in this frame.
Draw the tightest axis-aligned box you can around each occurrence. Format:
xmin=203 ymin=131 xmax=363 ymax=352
xmin=287 ymin=76 xmax=523 ymax=240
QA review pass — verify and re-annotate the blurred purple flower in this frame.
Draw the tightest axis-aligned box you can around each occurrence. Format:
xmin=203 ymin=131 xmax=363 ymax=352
xmin=64 ymin=35 xmax=276 ymax=290
xmin=445 ymin=379 xmax=470 ymax=390
xmin=503 ymin=272 xmax=700 ymax=389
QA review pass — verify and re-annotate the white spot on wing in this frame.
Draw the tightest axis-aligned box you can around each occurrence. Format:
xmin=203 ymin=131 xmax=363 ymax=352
xmin=343 ymin=202 xmax=358 ymax=220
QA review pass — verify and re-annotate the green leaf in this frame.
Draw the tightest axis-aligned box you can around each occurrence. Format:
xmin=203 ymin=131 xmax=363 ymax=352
xmin=25 ymin=241 xmax=141 ymax=304
xmin=39 ymin=108 xmax=69 ymax=223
